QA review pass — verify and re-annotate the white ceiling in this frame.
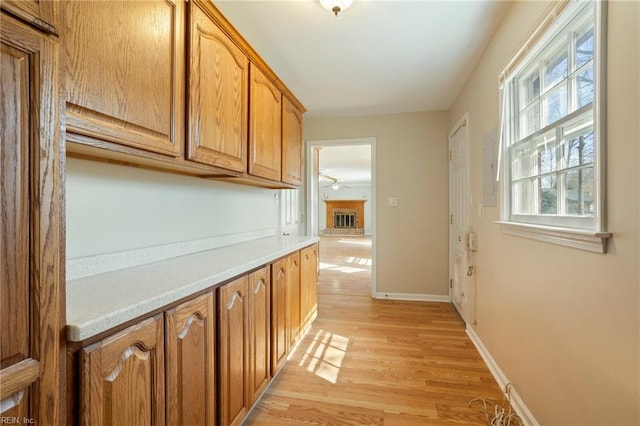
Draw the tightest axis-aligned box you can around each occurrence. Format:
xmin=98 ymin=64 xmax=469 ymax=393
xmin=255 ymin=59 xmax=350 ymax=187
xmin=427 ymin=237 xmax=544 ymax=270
xmin=319 ymin=145 xmax=371 ymax=185
xmin=215 ymin=0 xmax=509 ymax=118
xmin=214 ymin=0 xmax=509 ymax=184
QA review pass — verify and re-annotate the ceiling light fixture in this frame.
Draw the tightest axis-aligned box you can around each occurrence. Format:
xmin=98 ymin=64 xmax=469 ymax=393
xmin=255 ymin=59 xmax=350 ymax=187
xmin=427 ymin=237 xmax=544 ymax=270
xmin=319 ymin=0 xmax=353 ymax=17
xmin=331 ymin=182 xmax=340 ymax=190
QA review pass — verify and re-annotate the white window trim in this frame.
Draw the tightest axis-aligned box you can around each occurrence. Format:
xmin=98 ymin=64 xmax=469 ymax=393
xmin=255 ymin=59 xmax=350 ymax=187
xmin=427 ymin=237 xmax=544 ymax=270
xmin=497 ymin=0 xmax=610 ymax=253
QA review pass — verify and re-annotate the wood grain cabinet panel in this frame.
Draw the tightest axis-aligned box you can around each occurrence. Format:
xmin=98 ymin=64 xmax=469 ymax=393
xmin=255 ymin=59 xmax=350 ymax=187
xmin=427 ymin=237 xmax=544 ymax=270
xmin=300 ymin=244 xmax=319 ymax=331
xmin=1 ymin=12 xmax=62 ymax=425
xmin=187 ymin=0 xmax=248 ymax=172
xmin=249 ymin=266 xmax=271 ymax=404
xmin=286 ymin=251 xmax=301 ymax=349
xmin=218 ymin=276 xmax=250 ymax=426
xmin=63 ymin=0 xmax=185 ymax=157
xmin=1 ymin=0 xmax=57 ymax=35
xmin=165 ymin=293 xmax=216 ymax=426
xmin=281 ymin=96 xmax=303 ymax=186
xmin=249 ymin=65 xmax=282 ymax=181
xmin=80 ymin=315 xmax=165 ymax=426
xmin=270 ymin=259 xmax=287 ymax=375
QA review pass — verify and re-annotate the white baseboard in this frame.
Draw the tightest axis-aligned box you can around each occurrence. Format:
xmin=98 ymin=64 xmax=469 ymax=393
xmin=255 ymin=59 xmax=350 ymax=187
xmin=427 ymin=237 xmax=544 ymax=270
xmin=466 ymin=325 xmax=540 ymax=426
xmin=372 ymin=292 xmax=450 ymax=302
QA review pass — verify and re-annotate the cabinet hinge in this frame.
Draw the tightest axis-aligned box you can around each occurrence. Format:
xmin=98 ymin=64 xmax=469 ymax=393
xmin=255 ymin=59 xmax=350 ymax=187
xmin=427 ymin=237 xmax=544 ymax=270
xmin=449 ymin=279 xmax=453 ymax=289
xmin=449 ymin=150 xmax=453 ymax=161
xmin=450 ymin=214 xmax=453 ymax=225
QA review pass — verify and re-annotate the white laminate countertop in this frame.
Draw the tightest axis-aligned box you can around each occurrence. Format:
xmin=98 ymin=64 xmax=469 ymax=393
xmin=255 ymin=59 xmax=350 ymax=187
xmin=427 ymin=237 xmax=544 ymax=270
xmin=66 ymin=235 xmax=319 ymax=342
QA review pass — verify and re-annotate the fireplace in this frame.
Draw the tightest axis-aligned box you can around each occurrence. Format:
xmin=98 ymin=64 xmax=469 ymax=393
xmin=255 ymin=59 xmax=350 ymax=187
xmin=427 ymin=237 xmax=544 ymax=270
xmin=323 ymin=200 xmax=365 ymax=236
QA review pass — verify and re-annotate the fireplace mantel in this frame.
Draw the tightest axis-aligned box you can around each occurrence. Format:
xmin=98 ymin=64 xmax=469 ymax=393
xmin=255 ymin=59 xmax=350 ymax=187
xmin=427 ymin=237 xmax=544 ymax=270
xmin=323 ymin=200 xmax=366 ymax=236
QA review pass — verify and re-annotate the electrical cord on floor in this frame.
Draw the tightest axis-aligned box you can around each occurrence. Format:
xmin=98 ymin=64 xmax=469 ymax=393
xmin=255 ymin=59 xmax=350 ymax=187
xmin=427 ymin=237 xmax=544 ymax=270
xmin=469 ymin=383 xmax=524 ymax=426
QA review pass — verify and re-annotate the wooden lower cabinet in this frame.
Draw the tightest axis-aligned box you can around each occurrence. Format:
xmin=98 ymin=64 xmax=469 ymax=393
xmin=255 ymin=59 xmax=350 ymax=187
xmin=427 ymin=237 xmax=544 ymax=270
xmin=165 ymin=293 xmax=216 ymax=426
xmin=271 ymin=258 xmax=288 ymax=375
xmin=218 ymin=276 xmax=250 ymax=426
xmin=80 ymin=315 xmax=165 ymax=426
xmin=300 ymin=243 xmax=319 ymax=331
xmin=73 ymin=245 xmax=318 ymax=426
xmin=286 ymin=251 xmax=301 ymax=349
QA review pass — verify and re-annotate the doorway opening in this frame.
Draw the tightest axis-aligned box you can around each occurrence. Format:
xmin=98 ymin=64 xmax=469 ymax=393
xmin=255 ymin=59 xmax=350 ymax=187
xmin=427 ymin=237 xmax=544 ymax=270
xmin=306 ymin=138 xmax=376 ymax=297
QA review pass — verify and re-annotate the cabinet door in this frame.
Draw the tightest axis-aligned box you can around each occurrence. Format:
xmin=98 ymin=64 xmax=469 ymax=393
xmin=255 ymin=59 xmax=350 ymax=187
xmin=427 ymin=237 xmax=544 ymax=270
xmin=249 ymin=266 xmax=271 ymax=404
xmin=249 ymin=65 xmax=282 ymax=181
xmin=286 ymin=251 xmax=301 ymax=349
xmin=165 ymin=293 xmax=216 ymax=426
xmin=1 ymin=13 xmax=62 ymax=425
xmin=187 ymin=0 xmax=248 ymax=172
xmin=218 ymin=276 xmax=250 ymax=426
xmin=300 ymin=244 xmax=319 ymax=330
xmin=281 ymin=96 xmax=303 ymax=186
xmin=63 ymin=0 xmax=185 ymax=157
xmin=80 ymin=315 xmax=165 ymax=426
xmin=270 ymin=258 xmax=288 ymax=375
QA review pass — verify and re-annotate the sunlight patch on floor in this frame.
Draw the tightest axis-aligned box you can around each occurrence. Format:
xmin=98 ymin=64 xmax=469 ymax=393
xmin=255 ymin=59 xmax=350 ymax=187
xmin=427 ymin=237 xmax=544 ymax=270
xmin=345 ymin=256 xmax=372 ymax=266
xmin=319 ymin=262 xmax=367 ymax=274
xmin=298 ymin=329 xmax=349 ymax=384
xmin=338 ymin=239 xmax=372 ymax=246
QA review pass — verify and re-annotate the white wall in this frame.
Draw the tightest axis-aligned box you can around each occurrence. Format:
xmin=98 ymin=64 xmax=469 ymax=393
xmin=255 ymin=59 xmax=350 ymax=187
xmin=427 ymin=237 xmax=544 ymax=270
xmin=318 ymin=184 xmax=372 ymax=235
xmin=66 ymin=158 xmax=280 ymax=259
xmin=304 ymin=111 xmax=449 ymax=297
xmin=449 ymin=1 xmax=640 ymax=423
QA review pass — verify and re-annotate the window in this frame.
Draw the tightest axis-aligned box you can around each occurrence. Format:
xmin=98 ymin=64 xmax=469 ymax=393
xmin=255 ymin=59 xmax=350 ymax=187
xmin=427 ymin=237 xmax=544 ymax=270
xmin=499 ymin=0 xmax=610 ymax=252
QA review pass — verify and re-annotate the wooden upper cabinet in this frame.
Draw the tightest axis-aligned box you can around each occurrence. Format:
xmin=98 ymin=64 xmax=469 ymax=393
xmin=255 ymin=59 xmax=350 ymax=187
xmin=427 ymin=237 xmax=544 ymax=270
xmin=165 ymin=293 xmax=216 ymax=426
xmin=80 ymin=315 xmax=165 ymax=426
xmin=282 ymin=96 xmax=304 ymax=186
xmin=1 ymin=13 xmax=62 ymax=425
xmin=63 ymin=0 xmax=185 ymax=157
xmin=249 ymin=65 xmax=282 ymax=181
xmin=187 ymin=0 xmax=248 ymax=172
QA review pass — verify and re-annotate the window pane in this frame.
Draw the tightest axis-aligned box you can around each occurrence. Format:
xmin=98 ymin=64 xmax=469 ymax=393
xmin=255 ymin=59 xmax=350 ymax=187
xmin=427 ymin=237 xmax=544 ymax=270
xmin=513 ymin=180 xmax=533 ymax=214
xmin=576 ymin=66 xmax=594 ymax=108
xmin=536 ymin=136 xmax=557 ymax=174
xmin=538 ymin=175 xmax=557 ymax=214
xmin=520 ymin=70 xmax=541 ymax=108
xmin=565 ymin=168 xmax=594 ymax=216
xmin=576 ymin=27 xmax=594 ymax=69
xmin=519 ymin=102 xmax=540 ymax=138
xmin=544 ymin=49 xmax=568 ymax=91
xmin=511 ymin=142 xmax=534 ymax=180
xmin=564 ymin=130 xmax=594 ymax=168
xmin=543 ymin=83 xmax=568 ymax=125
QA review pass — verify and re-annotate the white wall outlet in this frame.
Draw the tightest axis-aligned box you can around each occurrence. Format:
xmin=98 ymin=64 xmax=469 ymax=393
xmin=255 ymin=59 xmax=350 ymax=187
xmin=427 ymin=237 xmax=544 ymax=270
xmin=387 ymin=197 xmax=398 ymax=207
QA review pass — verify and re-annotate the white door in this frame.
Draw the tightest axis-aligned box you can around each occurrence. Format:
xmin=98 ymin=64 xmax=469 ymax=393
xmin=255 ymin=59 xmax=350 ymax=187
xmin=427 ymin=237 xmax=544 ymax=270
xmin=449 ymin=117 xmax=469 ymax=322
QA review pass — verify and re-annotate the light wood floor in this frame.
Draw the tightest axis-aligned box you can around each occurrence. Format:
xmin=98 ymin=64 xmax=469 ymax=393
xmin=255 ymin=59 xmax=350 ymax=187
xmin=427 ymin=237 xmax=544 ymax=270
xmin=244 ymin=236 xmax=503 ymax=425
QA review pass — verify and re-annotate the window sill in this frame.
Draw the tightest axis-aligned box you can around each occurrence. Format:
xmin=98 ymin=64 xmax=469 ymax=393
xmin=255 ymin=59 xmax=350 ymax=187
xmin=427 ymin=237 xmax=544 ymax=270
xmin=496 ymin=221 xmax=612 ymax=253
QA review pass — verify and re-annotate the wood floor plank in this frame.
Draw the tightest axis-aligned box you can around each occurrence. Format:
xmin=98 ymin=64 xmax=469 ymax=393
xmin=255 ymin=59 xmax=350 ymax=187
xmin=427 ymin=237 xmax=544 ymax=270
xmin=243 ymin=236 xmax=504 ymax=425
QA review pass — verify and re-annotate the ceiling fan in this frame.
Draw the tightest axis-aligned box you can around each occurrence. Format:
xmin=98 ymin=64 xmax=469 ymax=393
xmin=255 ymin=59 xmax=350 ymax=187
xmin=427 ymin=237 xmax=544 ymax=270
xmin=320 ymin=174 xmax=351 ymax=190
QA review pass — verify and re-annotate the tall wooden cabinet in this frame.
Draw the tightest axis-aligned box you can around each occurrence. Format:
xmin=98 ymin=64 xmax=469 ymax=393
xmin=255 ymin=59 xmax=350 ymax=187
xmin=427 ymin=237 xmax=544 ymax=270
xmin=63 ymin=0 xmax=185 ymax=157
xmin=187 ymin=0 xmax=248 ymax=172
xmin=80 ymin=316 xmax=165 ymax=426
xmin=249 ymin=65 xmax=282 ymax=182
xmin=165 ymin=293 xmax=216 ymax=426
xmin=1 ymin=11 xmax=63 ymax=425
